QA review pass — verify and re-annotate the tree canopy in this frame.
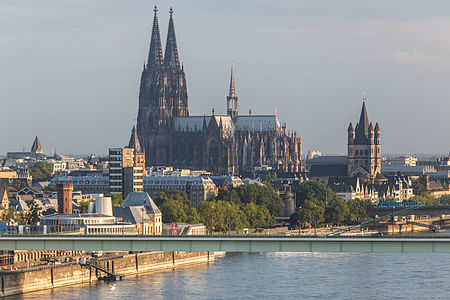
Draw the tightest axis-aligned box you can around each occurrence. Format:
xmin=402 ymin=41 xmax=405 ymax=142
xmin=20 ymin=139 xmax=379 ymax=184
xmin=290 ymin=181 xmax=371 ymax=228
xmin=155 ymin=190 xmax=200 ymax=224
xmin=23 ymin=200 xmax=42 ymax=225
xmin=412 ymin=179 xmax=429 ymax=198
xmin=28 ymin=162 xmax=53 ymax=181
xmin=105 ymin=193 xmax=124 ymax=207
xmin=154 ymin=184 xmax=280 ymax=231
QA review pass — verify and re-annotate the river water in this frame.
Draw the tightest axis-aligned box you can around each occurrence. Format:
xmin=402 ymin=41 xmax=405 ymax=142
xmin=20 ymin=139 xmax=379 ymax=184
xmin=9 ymin=252 xmax=450 ymax=299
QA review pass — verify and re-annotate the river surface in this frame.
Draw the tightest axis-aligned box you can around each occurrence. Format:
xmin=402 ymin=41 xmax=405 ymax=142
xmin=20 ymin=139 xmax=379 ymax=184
xmin=8 ymin=252 xmax=450 ymax=299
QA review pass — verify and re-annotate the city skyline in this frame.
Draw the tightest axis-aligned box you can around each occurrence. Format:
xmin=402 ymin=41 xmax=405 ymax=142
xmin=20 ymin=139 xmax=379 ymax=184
xmin=1 ymin=1 xmax=450 ymax=155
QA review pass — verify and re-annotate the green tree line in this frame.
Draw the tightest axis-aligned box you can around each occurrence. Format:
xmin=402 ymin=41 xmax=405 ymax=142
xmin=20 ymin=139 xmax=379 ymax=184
xmin=290 ymin=181 xmax=370 ymax=227
xmin=154 ymin=184 xmax=281 ymax=231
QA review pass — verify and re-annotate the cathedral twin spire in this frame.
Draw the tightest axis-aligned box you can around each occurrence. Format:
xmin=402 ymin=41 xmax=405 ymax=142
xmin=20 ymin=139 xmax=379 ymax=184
xmin=227 ymin=63 xmax=238 ymax=118
xmin=147 ymin=6 xmax=164 ymax=68
xmin=147 ymin=6 xmax=181 ymax=71
xmin=165 ymin=7 xmax=180 ymax=70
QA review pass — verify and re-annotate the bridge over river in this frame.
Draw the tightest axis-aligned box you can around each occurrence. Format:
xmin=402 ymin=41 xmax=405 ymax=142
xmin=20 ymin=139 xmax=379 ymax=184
xmin=371 ymin=205 xmax=450 ymax=217
xmin=1 ymin=236 xmax=450 ymax=253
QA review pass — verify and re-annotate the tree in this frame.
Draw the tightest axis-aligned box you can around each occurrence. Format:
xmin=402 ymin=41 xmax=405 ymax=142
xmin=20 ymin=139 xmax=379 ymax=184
xmin=262 ymin=173 xmax=278 ymax=186
xmin=2 ymin=206 xmax=20 ymax=223
xmin=198 ymin=200 xmax=247 ymax=231
xmin=9 ymin=181 xmax=28 ymax=191
xmin=243 ymin=202 xmax=273 ymax=228
xmin=42 ymin=207 xmax=56 ymax=216
xmin=43 ymin=185 xmax=57 ymax=193
xmin=28 ymin=162 xmax=53 ymax=181
xmin=156 ymin=190 xmax=200 ymax=224
xmin=216 ymin=189 xmax=240 ymax=204
xmin=347 ymin=199 xmax=369 ymax=221
xmin=79 ymin=200 xmax=95 ymax=213
xmin=412 ymin=179 xmax=429 ymax=198
xmin=293 ymin=181 xmax=338 ymax=208
xmin=214 ymin=184 xmax=281 ymax=229
xmin=105 ymin=194 xmax=124 ymax=207
xmin=439 ymin=195 xmax=450 ymax=205
xmin=24 ymin=200 xmax=42 ymax=225
xmin=290 ymin=181 xmax=340 ymax=227
xmin=298 ymin=199 xmax=325 ymax=227
xmin=234 ymin=184 xmax=282 ymax=217
xmin=325 ymin=198 xmax=349 ymax=225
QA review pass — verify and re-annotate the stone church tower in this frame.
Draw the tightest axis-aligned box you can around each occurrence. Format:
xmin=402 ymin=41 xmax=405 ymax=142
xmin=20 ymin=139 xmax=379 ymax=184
xmin=137 ymin=7 xmax=188 ymax=166
xmin=347 ymin=101 xmax=381 ymax=179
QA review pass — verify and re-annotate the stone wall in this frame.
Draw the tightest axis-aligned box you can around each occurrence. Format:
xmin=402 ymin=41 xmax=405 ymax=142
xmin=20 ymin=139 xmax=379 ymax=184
xmin=0 ymin=251 xmax=213 ymax=297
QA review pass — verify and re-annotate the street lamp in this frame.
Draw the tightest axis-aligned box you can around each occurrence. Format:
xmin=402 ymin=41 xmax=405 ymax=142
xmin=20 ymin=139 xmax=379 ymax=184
xmin=298 ymin=206 xmax=302 ymax=236
xmin=210 ymin=203 xmax=215 ymax=236
xmin=141 ymin=207 xmax=145 ymax=236
xmin=227 ymin=203 xmax=231 ymax=236
xmin=314 ymin=204 xmax=317 ymax=236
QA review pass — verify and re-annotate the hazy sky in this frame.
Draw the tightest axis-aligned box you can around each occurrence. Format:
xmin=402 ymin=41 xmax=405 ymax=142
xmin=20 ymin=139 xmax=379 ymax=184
xmin=1 ymin=0 xmax=450 ymax=156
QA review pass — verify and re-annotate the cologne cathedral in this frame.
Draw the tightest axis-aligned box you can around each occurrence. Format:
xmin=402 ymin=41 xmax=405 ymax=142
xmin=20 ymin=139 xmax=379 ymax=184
xmin=135 ymin=7 xmax=303 ymax=175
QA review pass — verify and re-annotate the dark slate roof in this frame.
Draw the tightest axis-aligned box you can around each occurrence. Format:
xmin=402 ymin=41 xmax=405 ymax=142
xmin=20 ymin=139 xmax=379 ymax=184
xmin=306 ymin=156 xmax=347 ymax=168
xmin=114 ymin=206 xmax=153 ymax=224
xmin=309 ymin=164 xmax=347 ymax=177
xmin=173 ymin=116 xmax=210 ymax=132
xmin=211 ymin=178 xmax=228 ymax=189
xmin=31 ymin=136 xmax=43 ymax=153
xmin=128 ymin=126 xmax=142 ymax=153
xmin=0 ymin=185 xmax=6 ymax=200
xmin=374 ymin=173 xmax=388 ymax=183
xmin=328 ymin=176 xmax=358 ymax=186
xmin=329 ymin=184 xmax=353 ymax=193
xmin=121 ymin=192 xmax=161 ymax=214
xmin=354 ymin=101 xmax=370 ymax=144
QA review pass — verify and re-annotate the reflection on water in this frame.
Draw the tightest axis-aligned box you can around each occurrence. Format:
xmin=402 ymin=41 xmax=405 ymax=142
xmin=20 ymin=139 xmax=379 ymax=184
xmin=8 ymin=252 xmax=450 ymax=299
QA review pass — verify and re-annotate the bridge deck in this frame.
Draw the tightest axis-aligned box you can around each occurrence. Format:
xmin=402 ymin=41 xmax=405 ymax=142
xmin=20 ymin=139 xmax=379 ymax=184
xmin=1 ymin=236 xmax=450 ymax=253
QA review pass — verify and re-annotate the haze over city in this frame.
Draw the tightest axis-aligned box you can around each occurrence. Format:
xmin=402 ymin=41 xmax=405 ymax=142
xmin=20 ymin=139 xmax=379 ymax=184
xmin=1 ymin=0 xmax=450 ymax=155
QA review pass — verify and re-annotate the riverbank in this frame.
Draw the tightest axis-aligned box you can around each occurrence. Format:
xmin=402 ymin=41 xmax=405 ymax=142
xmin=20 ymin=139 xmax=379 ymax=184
xmin=0 ymin=251 xmax=213 ymax=297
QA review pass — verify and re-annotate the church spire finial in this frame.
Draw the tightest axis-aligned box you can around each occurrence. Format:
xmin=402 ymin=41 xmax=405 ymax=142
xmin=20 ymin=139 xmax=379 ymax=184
xmin=165 ymin=6 xmax=181 ymax=70
xmin=147 ymin=5 xmax=164 ymax=68
xmin=229 ymin=62 xmax=236 ymax=98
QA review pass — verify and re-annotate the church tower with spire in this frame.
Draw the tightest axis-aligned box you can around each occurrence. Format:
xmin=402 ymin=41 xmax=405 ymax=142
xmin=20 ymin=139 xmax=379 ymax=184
xmin=227 ymin=63 xmax=238 ymax=118
xmin=165 ymin=7 xmax=188 ymax=118
xmin=347 ymin=100 xmax=381 ymax=179
xmin=137 ymin=6 xmax=188 ymax=166
xmin=31 ymin=136 xmax=43 ymax=154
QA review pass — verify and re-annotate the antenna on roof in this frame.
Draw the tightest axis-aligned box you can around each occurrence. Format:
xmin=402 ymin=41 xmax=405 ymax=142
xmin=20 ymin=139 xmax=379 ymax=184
xmin=274 ymin=107 xmax=277 ymax=116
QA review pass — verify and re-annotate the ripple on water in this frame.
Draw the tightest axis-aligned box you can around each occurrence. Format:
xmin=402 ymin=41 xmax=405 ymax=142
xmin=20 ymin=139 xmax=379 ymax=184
xmin=6 ymin=252 xmax=450 ymax=300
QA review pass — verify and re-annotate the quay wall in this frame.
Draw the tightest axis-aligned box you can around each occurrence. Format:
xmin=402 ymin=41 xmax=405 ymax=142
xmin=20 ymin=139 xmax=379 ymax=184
xmin=0 ymin=251 xmax=213 ymax=297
